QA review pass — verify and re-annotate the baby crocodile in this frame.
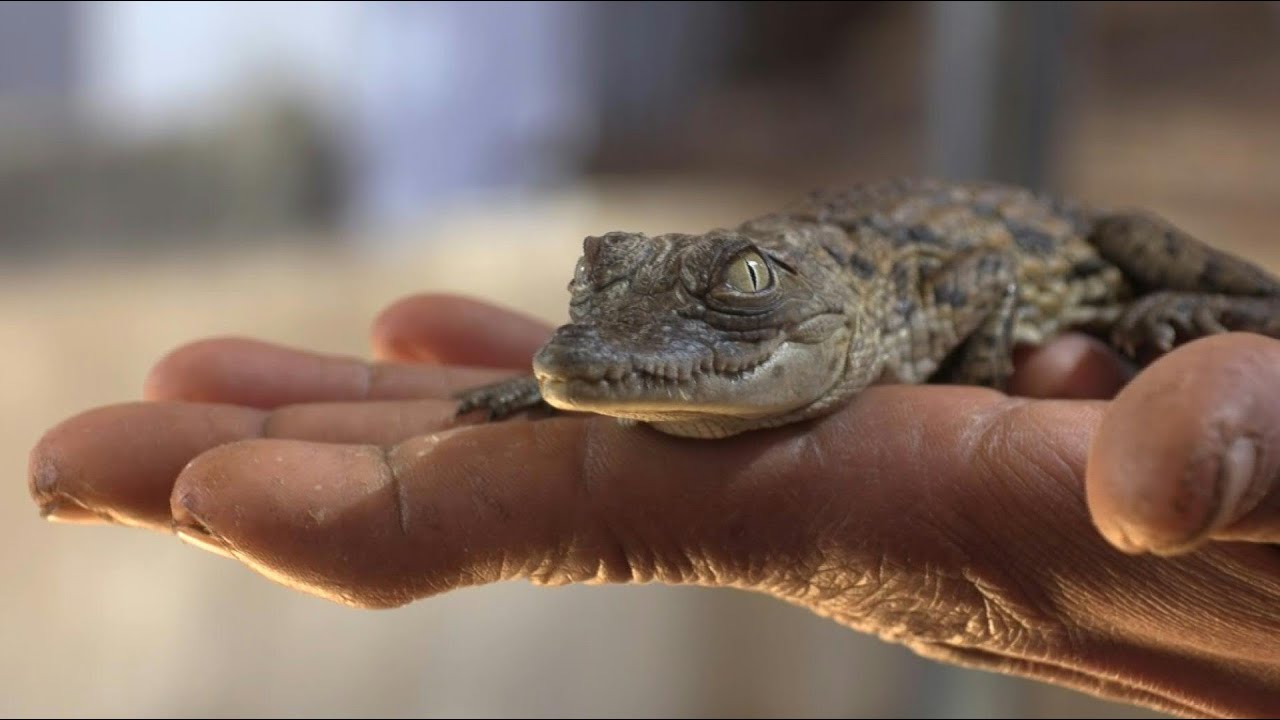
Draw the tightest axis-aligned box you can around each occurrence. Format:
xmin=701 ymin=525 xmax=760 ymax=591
xmin=455 ymin=178 xmax=1280 ymax=439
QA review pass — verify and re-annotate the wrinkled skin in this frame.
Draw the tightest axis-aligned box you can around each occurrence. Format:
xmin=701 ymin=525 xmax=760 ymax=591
xmin=28 ymin=293 xmax=1280 ymax=718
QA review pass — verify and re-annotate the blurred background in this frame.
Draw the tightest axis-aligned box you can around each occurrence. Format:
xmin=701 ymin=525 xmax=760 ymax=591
xmin=3 ymin=1 xmax=1279 ymax=717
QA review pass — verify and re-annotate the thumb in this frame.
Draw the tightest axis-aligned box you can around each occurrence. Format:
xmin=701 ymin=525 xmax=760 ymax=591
xmin=168 ymin=384 xmax=1036 ymax=609
xmin=1086 ymin=332 xmax=1280 ymax=555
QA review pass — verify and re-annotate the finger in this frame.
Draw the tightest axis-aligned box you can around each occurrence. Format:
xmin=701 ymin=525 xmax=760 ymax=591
xmin=370 ymin=293 xmax=554 ymax=368
xmin=29 ymin=397 xmax=486 ymax=530
xmin=163 ymin=383 xmax=1057 ymax=609
xmin=1086 ymin=332 xmax=1280 ymax=555
xmin=144 ymin=337 xmax=519 ymax=407
xmin=108 ymin=373 xmax=1280 ymax=716
xmin=1009 ymin=333 xmax=1135 ymax=400
xmin=29 ymin=403 xmax=266 ymax=529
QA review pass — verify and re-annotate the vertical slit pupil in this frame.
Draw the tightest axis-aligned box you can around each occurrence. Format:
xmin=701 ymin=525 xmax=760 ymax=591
xmin=747 ymin=261 xmax=759 ymax=289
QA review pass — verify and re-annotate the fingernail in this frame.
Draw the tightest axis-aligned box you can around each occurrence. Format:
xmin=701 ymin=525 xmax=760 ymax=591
xmin=1140 ymin=437 xmax=1266 ymax=557
xmin=1210 ymin=436 xmax=1264 ymax=534
xmin=40 ymin=497 xmax=107 ymax=524
xmin=1104 ymin=516 xmax=1149 ymax=555
xmin=175 ymin=520 xmax=234 ymax=560
xmin=28 ymin=455 xmax=105 ymax=523
xmin=172 ymin=493 xmax=234 ymax=560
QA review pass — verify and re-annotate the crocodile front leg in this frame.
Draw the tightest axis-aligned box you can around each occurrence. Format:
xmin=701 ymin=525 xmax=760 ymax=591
xmin=881 ymin=247 xmax=1021 ymax=392
xmin=454 ymin=374 xmax=547 ymax=421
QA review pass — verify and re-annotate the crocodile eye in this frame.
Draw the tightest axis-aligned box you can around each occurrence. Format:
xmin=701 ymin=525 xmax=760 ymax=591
xmin=724 ymin=251 xmax=772 ymax=293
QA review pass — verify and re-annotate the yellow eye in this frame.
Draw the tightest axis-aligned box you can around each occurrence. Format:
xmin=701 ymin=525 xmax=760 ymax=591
xmin=725 ymin=251 xmax=771 ymax=293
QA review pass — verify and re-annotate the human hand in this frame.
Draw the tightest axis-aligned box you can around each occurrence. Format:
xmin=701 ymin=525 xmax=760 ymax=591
xmin=28 ymin=294 xmax=1280 ymax=718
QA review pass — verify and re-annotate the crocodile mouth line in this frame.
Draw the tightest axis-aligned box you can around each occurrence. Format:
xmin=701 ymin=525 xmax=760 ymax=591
xmin=536 ymin=349 xmax=776 ymax=397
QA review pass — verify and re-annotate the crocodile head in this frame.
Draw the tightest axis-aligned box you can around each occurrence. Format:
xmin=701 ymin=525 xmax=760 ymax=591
xmin=531 ymin=224 xmax=871 ymax=437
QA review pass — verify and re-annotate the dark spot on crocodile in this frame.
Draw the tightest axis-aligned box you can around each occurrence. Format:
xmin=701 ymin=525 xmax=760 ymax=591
xmin=906 ymin=224 xmax=947 ymax=247
xmin=1163 ymin=230 xmax=1180 ymax=256
xmin=848 ymin=253 xmax=877 ymax=279
xmin=1198 ymin=256 xmax=1223 ymax=287
xmin=977 ymin=253 xmax=1009 ymax=276
xmin=1008 ymin=222 xmax=1057 ymax=256
xmin=890 ymin=259 xmax=913 ymax=292
xmin=933 ymin=283 xmax=968 ymax=308
xmin=896 ymin=297 xmax=917 ymax=320
xmin=1067 ymin=256 xmax=1109 ymax=279
xmin=820 ymin=242 xmax=849 ymax=266
xmin=770 ymin=364 xmax=785 ymax=379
